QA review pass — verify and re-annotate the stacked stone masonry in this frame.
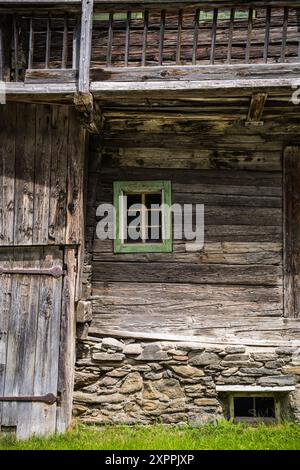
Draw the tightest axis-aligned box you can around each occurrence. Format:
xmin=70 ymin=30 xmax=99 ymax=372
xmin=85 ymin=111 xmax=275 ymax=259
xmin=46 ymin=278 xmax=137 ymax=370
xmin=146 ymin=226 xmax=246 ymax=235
xmin=74 ymin=337 xmax=300 ymax=424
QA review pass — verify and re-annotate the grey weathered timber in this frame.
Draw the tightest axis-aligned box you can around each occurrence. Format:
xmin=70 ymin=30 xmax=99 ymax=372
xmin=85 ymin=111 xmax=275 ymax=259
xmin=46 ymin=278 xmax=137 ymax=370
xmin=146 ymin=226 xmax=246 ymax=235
xmin=91 ymin=64 xmax=300 ymax=82
xmin=25 ymin=69 xmax=77 ymax=83
xmin=78 ymin=0 xmax=94 ymax=94
xmin=0 ymin=103 xmax=86 ymax=246
xmin=284 ymin=147 xmax=300 ymax=319
xmin=56 ymin=247 xmax=77 ymax=433
xmin=90 ymin=78 xmax=300 ymax=94
xmin=0 ymin=104 xmax=16 ymax=245
xmin=0 ymin=247 xmax=63 ymax=439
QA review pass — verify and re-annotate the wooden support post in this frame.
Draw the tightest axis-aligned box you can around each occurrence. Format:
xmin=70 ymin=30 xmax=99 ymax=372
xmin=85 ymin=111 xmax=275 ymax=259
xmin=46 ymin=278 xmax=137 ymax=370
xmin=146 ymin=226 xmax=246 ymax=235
xmin=78 ymin=0 xmax=93 ymax=93
xmin=245 ymin=92 xmax=268 ymax=126
xmin=283 ymin=147 xmax=300 ymax=319
xmin=75 ymin=0 xmax=101 ymax=134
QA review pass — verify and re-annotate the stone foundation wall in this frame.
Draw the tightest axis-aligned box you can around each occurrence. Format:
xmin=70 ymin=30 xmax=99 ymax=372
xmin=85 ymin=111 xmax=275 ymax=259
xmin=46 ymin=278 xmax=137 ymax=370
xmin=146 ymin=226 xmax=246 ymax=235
xmin=74 ymin=337 xmax=300 ymax=424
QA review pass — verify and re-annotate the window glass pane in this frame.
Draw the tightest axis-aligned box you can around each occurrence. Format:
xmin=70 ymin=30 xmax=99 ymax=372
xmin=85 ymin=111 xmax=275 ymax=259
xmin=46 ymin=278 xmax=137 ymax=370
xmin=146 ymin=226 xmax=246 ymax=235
xmin=145 ymin=193 xmax=162 ymax=208
xmin=234 ymin=397 xmax=255 ymax=417
xmin=146 ymin=193 xmax=162 ymax=243
xmin=255 ymin=397 xmax=275 ymax=418
xmin=127 ymin=194 xmax=142 ymax=209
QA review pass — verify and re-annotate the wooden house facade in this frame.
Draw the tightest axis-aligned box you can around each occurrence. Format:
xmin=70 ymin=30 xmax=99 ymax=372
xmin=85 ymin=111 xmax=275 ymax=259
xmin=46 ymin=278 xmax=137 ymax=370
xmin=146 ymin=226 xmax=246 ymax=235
xmin=0 ymin=0 xmax=300 ymax=437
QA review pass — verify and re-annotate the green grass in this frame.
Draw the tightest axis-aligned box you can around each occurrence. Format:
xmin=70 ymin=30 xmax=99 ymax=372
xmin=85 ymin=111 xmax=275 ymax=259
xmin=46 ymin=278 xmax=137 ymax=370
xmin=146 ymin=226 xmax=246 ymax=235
xmin=1 ymin=421 xmax=300 ymax=450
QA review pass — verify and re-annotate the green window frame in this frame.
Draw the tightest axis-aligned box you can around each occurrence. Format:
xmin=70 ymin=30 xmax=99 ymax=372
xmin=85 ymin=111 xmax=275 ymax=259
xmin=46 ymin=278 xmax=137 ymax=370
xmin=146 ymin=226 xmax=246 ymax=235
xmin=113 ymin=180 xmax=172 ymax=253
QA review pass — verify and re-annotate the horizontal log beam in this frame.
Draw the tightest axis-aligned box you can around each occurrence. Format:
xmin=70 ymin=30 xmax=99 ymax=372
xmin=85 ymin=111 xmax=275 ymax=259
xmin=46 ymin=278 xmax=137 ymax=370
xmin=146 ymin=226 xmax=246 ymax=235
xmin=91 ymin=64 xmax=300 ymax=83
xmin=91 ymin=77 xmax=300 ymax=94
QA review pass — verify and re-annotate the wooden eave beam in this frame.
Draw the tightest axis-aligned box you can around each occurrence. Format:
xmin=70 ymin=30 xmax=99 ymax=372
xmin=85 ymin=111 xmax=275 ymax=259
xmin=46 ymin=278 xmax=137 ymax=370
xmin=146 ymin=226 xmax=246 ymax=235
xmin=246 ymin=92 xmax=268 ymax=126
xmin=90 ymin=78 xmax=300 ymax=94
xmin=5 ymin=76 xmax=300 ymax=97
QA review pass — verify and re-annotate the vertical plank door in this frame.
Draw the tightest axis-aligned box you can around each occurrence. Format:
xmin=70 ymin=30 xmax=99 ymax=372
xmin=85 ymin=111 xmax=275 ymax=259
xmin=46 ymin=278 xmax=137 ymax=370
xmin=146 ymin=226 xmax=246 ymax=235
xmin=0 ymin=246 xmax=76 ymax=439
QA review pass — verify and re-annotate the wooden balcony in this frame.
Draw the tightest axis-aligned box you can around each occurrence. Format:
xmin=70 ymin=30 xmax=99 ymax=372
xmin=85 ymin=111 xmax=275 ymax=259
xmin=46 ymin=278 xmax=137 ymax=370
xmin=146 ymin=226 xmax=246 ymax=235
xmin=1 ymin=2 xmax=300 ymax=102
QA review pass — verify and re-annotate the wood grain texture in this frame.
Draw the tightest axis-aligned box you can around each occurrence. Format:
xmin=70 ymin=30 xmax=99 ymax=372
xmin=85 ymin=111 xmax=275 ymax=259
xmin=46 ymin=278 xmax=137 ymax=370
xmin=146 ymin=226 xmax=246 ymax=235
xmin=284 ymin=147 xmax=300 ymax=319
xmin=85 ymin=112 xmax=300 ymax=343
xmin=0 ymin=247 xmax=63 ymax=438
xmin=0 ymin=103 xmax=86 ymax=247
xmin=56 ymin=247 xmax=77 ymax=433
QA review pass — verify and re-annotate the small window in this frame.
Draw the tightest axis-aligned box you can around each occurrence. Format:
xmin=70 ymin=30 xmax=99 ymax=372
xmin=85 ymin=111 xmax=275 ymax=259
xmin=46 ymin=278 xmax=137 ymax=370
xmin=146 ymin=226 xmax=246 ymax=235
xmin=231 ymin=395 xmax=277 ymax=422
xmin=114 ymin=181 xmax=172 ymax=253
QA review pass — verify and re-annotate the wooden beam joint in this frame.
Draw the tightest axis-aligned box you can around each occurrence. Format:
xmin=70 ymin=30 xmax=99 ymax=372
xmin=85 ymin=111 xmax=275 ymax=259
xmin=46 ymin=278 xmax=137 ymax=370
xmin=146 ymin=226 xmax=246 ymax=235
xmin=245 ymin=92 xmax=268 ymax=126
xmin=74 ymin=91 xmax=102 ymax=134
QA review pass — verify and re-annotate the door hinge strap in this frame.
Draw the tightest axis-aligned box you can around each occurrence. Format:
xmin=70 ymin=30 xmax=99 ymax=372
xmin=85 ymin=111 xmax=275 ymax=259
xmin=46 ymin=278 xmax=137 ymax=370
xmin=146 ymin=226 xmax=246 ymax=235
xmin=0 ymin=266 xmax=65 ymax=278
xmin=0 ymin=393 xmax=59 ymax=405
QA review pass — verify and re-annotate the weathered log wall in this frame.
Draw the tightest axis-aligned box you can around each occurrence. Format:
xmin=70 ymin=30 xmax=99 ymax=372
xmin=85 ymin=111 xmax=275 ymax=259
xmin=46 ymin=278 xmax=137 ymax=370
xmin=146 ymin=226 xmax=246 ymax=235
xmin=83 ymin=107 xmax=300 ymax=345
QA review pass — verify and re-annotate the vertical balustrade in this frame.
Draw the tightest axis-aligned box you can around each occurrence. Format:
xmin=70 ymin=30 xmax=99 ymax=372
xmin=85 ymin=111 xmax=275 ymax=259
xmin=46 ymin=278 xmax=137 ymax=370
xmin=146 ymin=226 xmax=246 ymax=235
xmin=159 ymin=10 xmax=166 ymax=66
xmin=141 ymin=10 xmax=149 ymax=66
xmin=192 ymin=9 xmax=200 ymax=65
xmin=263 ymin=7 xmax=271 ymax=63
xmin=125 ymin=12 xmax=131 ymax=67
xmin=210 ymin=8 xmax=218 ymax=65
xmin=107 ymin=12 xmax=113 ymax=67
xmin=13 ymin=16 xmax=18 ymax=81
xmin=245 ymin=8 xmax=253 ymax=63
xmin=280 ymin=7 xmax=289 ymax=63
xmin=62 ymin=13 xmax=69 ymax=68
xmin=176 ymin=10 xmax=183 ymax=65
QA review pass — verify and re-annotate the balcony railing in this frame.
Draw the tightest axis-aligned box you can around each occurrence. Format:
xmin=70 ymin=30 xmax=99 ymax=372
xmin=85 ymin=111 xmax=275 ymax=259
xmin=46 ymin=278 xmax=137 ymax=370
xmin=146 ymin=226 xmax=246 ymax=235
xmin=0 ymin=12 xmax=79 ymax=82
xmin=91 ymin=6 xmax=300 ymax=68
xmin=1 ymin=4 xmax=300 ymax=85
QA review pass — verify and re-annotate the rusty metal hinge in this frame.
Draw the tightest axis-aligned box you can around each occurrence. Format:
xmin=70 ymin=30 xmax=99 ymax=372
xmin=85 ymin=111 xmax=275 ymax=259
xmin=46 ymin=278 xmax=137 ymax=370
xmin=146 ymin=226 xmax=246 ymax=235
xmin=0 ymin=266 xmax=65 ymax=278
xmin=0 ymin=393 xmax=59 ymax=405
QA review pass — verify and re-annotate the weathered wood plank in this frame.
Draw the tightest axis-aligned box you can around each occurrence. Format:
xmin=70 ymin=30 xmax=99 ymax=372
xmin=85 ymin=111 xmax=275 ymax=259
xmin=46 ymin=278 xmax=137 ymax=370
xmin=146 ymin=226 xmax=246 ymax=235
xmin=25 ymin=69 xmax=77 ymax=84
xmin=99 ymin=166 xmax=283 ymax=187
xmin=93 ymin=262 xmax=282 ymax=286
xmin=0 ymin=104 xmax=16 ymax=246
xmin=284 ymin=147 xmax=300 ymax=318
xmin=33 ymin=105 xmax=52 ymax=244
xmin=31 ymin=246 xmax=63 ymax=436
xmin=90 ymin=63 xmax=300 ymax=82
xmin=14 ymin=104 xmax=36 ymax=245
xmin=66 ymin=107 xmax=86 ymax=245
xmin=93 ymin=241 xmax=282 ymax=266
xmin=56 ymin=247 xmax=76 ymax=433
xmin=101 ymin=147 xmax=282 ymax=170
xmin=0 ymin=251 xmax=12 ymax=426
xmin=1 ymin=249 xmax=40 ymax=439
xmin=78 ymin=0 xmax=94 ymax=93
xmin=48 ymin=106 xmax=69 ymax=244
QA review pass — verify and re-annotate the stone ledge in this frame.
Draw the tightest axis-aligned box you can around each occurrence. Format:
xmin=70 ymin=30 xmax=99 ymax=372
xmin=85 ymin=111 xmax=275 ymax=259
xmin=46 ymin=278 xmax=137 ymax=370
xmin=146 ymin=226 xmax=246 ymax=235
xmin=216 ymin=385 xmax=295 ymax=393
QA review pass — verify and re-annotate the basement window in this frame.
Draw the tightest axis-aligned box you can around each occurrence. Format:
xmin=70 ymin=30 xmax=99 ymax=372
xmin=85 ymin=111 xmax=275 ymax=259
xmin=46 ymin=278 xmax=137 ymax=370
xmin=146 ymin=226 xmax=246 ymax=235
xmin=230 ymin=395 xmax=278 ymax=423
xmin=114 ymin=181 xmax=172 ymax=253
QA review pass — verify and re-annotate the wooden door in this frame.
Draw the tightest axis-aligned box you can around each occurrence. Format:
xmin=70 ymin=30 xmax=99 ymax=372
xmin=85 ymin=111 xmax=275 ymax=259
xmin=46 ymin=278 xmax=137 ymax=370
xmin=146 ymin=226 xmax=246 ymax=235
xmin=0 ymin=246 xmax=76 ymax=439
